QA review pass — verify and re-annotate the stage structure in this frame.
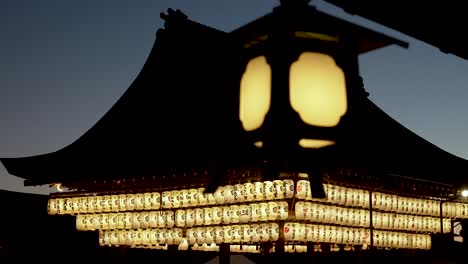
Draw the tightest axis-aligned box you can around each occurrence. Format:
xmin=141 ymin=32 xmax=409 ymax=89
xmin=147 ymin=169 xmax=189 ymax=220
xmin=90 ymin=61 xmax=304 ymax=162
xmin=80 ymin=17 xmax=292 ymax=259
xmin=3 ymin=0 xmax=468 ymax=261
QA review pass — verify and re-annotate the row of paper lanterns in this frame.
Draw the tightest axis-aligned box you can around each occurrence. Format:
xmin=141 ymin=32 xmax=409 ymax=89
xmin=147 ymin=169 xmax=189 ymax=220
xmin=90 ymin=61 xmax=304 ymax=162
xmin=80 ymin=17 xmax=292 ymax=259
xmin=283 ymin=223 xmax=431 ymax=250
xmin=49 ymin=181 xmax=468 ymax=219
xmin=76 ymin=201 xmax=289 ymax=231
xmin=48 ymin=180 xmax=295 ymax=215
xmin=97 ymin=223 xmax=430 ymax=250
xmin=295 ymin=201 xmax=451 ymax=233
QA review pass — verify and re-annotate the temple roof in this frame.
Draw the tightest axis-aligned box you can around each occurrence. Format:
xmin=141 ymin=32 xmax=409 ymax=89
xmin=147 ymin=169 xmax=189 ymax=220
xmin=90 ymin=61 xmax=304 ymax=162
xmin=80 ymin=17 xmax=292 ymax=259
xmin=1 ymin=8 xmax=467 ymax=187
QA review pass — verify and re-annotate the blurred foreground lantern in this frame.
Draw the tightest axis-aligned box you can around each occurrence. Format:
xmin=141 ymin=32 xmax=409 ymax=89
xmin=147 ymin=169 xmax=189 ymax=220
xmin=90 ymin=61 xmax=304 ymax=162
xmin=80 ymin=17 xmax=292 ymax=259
xmin=232 ymin=0 xmax=406 ymax=197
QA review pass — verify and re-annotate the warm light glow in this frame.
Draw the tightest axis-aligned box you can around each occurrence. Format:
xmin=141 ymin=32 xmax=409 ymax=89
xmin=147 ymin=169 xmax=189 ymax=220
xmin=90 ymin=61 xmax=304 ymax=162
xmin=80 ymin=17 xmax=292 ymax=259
xmin=254 ymin=141 xmax=263 ymax=148
xmin=56 ymin=183 xmax=64 ymax=192
xmin=299 ymin=139 xmax=335 ymax=148
xmin=239 ymin=56 xmax=271 ymax=131
xmin=462 ymin=190 xmax=468 ymax=198
xmin=290 ymin=52 xmax=347 ymax=127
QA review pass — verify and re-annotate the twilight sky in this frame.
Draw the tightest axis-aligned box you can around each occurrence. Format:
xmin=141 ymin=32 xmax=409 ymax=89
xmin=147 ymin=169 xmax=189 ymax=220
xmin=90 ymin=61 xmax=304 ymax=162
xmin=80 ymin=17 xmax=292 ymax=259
xmin=1 ymin=0 xmax=468 ymax=194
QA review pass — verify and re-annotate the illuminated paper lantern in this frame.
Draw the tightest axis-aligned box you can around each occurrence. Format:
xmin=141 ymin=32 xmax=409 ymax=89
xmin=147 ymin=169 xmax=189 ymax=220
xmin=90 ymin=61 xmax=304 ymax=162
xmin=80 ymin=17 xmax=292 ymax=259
xmin=149 ymin=212 xmax=158 ymax=228
xmin=223 ymin=226 xmax=232 ymax=243
xmin=259 ymin=202 xmax=269 ymax=222
xmin=205 ymin=227 xmax=214 ymax=244
xmin=166 ymin=229 xmax=175 ymax=245
xmin=188 ymin=228 xmax=197 ymax=245
xmin=212 ymin=207 xmax=222 ymax=225
xmin=55 ymin=198 xmax=65 ymax=214
xmin=187 ymin=189 xmax=198 ymax=207
xmin=244 ymin=183 xmax=254 ymax=202
xmin=284 ymin=222 xmax=294 ymax=241
xmin=179 ymin=238 xmax=189 ymax=250
xmin=140 ymin=212 xmax=150 ymax=229
xmin=270 ymin=223 xmax=280 ymax=241
xmin=157 ymin=211 xmax=166 ymax=228
xmin=161 ymin=192 xmax=171 ymax=209
xmin=195 ymin=208 xmax=204 ymax=226
xmin=214 ymin=186 xmax=225 ymax=204
xmin=166 ymin=211 xmax=175 ymax=228
xmin=234 ymin=184 xmax=246 ymax=203
xmin=278 ymin=201 xmax=288 ymax=220
xmin=150 ymin=229 xmax=158 ymax=245
xmin=296 ymin=180 xmax=309 ymax=200
xmin=131 ymin=212 xmax=141 ymax=229
xmin=264 ymin=181 xmax=274 ymax=200
xmin=231 ymin=225 xmax=241 ymax=243
xmin=99 ymin=213 xmax=109 ymax=230
xmin=214 ymin=226 xmax=224 ymax=244
xmin=207 ymin=193 xmax=216 ymax=205
xmin=179 ymin=189 xmax=189 ymax=207
xmin=273 ymin=180 xmax=285 ymax=199
xmin=204 ymin=207 xmax=213 ymax=225
xmin=250 ymin=224 xmax=260 ymax=242
xmin=110 ymin=230 xmax=119 ymax=245
xmin=118 ymin=194 xmax=127 ymax=212
xmin=223 ymin=185 xmax=235 ymax=203
xmin=239 ymin=204 xmax=250 ymax=223
xmin=110 ymin=195 xmax=119 ymax=212
xmin=260 ymin=223 xmax=270 ymax=242
xmin=173 ymin=228 xmax=183 ymax=245
xmin=143 ymin=193 xmax=152 ymax=210
xmin=171 ymin=190 xmax=181 ymax=208
xmin=141 ymin=229 xmax=151 ymax=245
xmin=126 ymin=194 xmax=136 ymax=211
xmin=48 ymin=199 xmax=57 ymax=215
xmin=102 ymin=231 xmax=111 ymax=246
xmin=230 ymin=205 xmax=240 ymax=224
xmin=123 ymin=212 xmax=132 ymax=229
xmin=253 ymin=182 xmax=265 ymax=201
xmin=76 ymin=215 xmax=86 ymax=231
xmin=267 ymin=201 xmax=278 ymax=221
xmin=295 ymin=201 xmax=305 ymax=220
xmin=284 ymin=179 xmax=294 ymax=199
xmin=198 ymin=188 xmax=208 ymax=206
xmin=71 ymin=197 xmax=80 ymax=215
xmin=222 ymin=206 xmax=232 ymax=225
xmin=157 ymin=229 xmax=166 ymax=245
xmin=250 ymin=203 xmax=260 ymax=222
xmin=186 ymin=209 xmax=195 ymax=227
xmin=176 ymin=210 xmax=186 ymax=227
xmin=94 ymin=196 xmax=102 ymax=213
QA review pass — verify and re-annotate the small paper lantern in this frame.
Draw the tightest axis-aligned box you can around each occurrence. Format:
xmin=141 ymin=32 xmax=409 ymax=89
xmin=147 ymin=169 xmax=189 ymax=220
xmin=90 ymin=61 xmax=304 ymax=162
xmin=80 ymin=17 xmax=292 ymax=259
xmin=259 ymin=202 xmax=269 ymax=222
xmin=187 ymin=228 xmax=197 ymax=245
xmin=76 ymin=215 xmax=85 ymax=230
xmin=124 ymin=212 xmax=133 ymax=229
xmin=48 ymin=199 xmax=57 ymax=215
xmin=166 ymin=211 xmax=175 ymax=228
xmin=198 ymin=188 xmax=208 ymax=206
xmin=188 ymin=189 xmax=198 ymax=207
xmin=234 ymin=184 xmax=246 ymax=203
xmin=250 ymin=203 xmax=260 ymax=222
xmin=253 ymin=182 xmax=265 ymax=201
xmin=205 ymin=227 xmax=215 ymax=244
xmin=110 ymin=230 xmax=119 ymax=245
xmin=214 ymin=186 xmax=225 ymax=204
xmin=131 ymin=212 xmax=141 ymax=229
xmin=212 ymin=207 xmax=222 ymax=225
xmin=278 ymin=201 xmax=288 ymax=220
xmin=273 ymin=180 xmax=285 ymax=199
xmin=176 ymin=210 xmax=186 ymax=227
xmin=263 ymin=181 xmax=274 ymax=200
xmin=244 ymin=183 xmax=254 ymax=202
xmin=179 ymin=189 xmax=189 ymax=207
xmin=166 ymin=229 xmax=175 ymax=245
xmin=186 ymin=209 xmax=195 ymax=227
xmin=295 ymin=201 xmax=305 ymax=220
xmin=118 ymin=230 xmax=127 ymax=246
xmin=157 ymin=229 xmax=166 ymax=245
xmin=270 ymin=223 xmax=280 ymax=241
xmin=118 ymin=194 xmax=127 ymax=212
xmin=231 ymin=225 xmax=241 ymax=243
xmin=92 ymin=196 xmax=102 ymax=214
xmin=100 ymin=213 xmax=110 ymax=230
xmin=143 ymin=193 xmax=152 ymax=210
xmin=157 ymin=211 xmax=166 ymax=228
xmin=194 ymin=208 xmax=204 ymax=226
xmin=171 ymin=190 xmax=181 ymax=208
xmin=267 ymin=202 xmax=278 ymax=221
xmin=102 ymin=231 xmax=111 ymax=246
xmin=260 ymin=223 xmax=270 ymax=242
xmin=140 ymin=212 xmax=150 ymax=229
xmin=161 ymin=192 xmax=171 ymax=209
xmin=126 ymin=194 xmax=136 ymax=211
xmin=230 ymin=205 xmax=240 ymax=224
xmin=78 ymin=196 xmax=88 ymax=214
xmin=173 ymin=228 xmax=183 ymax=245
xmin=204 ymin=207 xmax=213 ymax=225
xmin=284 ymin=222 xmax=294 ymax=241
xmin=284 ymin=179 xmax=294 ymax=199
xmin=239 ymin=204 xmax=250 ymax=223
xmin=214 ymin=226 xmax=224 ymax=244
xmin=223 ymin=226 xmax=232 ymax=243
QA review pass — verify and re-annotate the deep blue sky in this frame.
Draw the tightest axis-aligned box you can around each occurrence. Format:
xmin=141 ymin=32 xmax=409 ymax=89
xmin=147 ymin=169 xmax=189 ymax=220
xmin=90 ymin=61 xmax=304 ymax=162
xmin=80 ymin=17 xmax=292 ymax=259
xmin=1 ymin=0 xmax=468 ymax=194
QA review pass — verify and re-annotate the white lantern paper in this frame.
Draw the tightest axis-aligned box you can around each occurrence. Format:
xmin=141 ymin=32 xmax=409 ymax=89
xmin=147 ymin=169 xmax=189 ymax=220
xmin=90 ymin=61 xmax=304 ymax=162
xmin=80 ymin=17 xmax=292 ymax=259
xmin=126 ymin=194 xmax=136 ymax=211
xmin=118 ymin=194 xmax=127 ymax=212
xmin=260 ymin=202 xmax=269 ymax=222
xmin=239 ymin=204 xmax=250 ymax=223
xmin=186 ymin=209 xmax=195 ymax=227
xmin=124 ymin=212 xmax=133 ymax=229
xmin=268 ymin=202 xmax=278 ymax=221
xmin=48 ymin=199 xmax=57 ymax=215
xmin=295 ymin=201 xmax=305 ymax=220
xmin=214 ymin=186 xmax=225 ymax=204
xmin=161 ymin=192 xmax=170 ymax=209
xmin=204 ymin=207 xmax=213 ymax=225
xmin=132 ymin=212 xmax=141 ymax=229
xmin=166 ymin=211 xmax=175 ymax=228
xmin=273 ymin=180 xmax=285 ymax=199
xmin=253 ymin=182 xmax=265 ymax=201
xmin=215 ymin=226 xmax=224 ymax=244
xmin=176 ymin=210 xmax=186 ymax=227
xmin=279 ymin=201 xmax=288 ymax=220
xmin=171 ymin=190 xmax=181 ymax=208
xmin=284 ymin=179 xmax=294 ymax=199
xmin=244 ymin=183 xmax=254 ymax=202
xmin=195 ymin=208 xmax=204 ymax=226
xmin=212 ymin=207 xmax=222 ymax=225
xmin=143 ymin=193 xmax=152 ymax=210
xmin=234 ymin=184 xmax=246 ymax=203
xmin=250 ymin=203 xmax=260 ymax=222
xmin=296 ymin=180 xmax=308 ymax=200
xmin=135 ymin=193 xmax=144 ymax=210
xmin=205 ymin=227 xmax=214 ymax=244
xmin=116 ymin=213 xmax=124 ymax=229
xmin=230 ymin=205 xmax=240 ymax=224
xmin=198 ymin=188 xmax=208 ymax=206
xmin=140 ymin=212 xmax=150 ymax=229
